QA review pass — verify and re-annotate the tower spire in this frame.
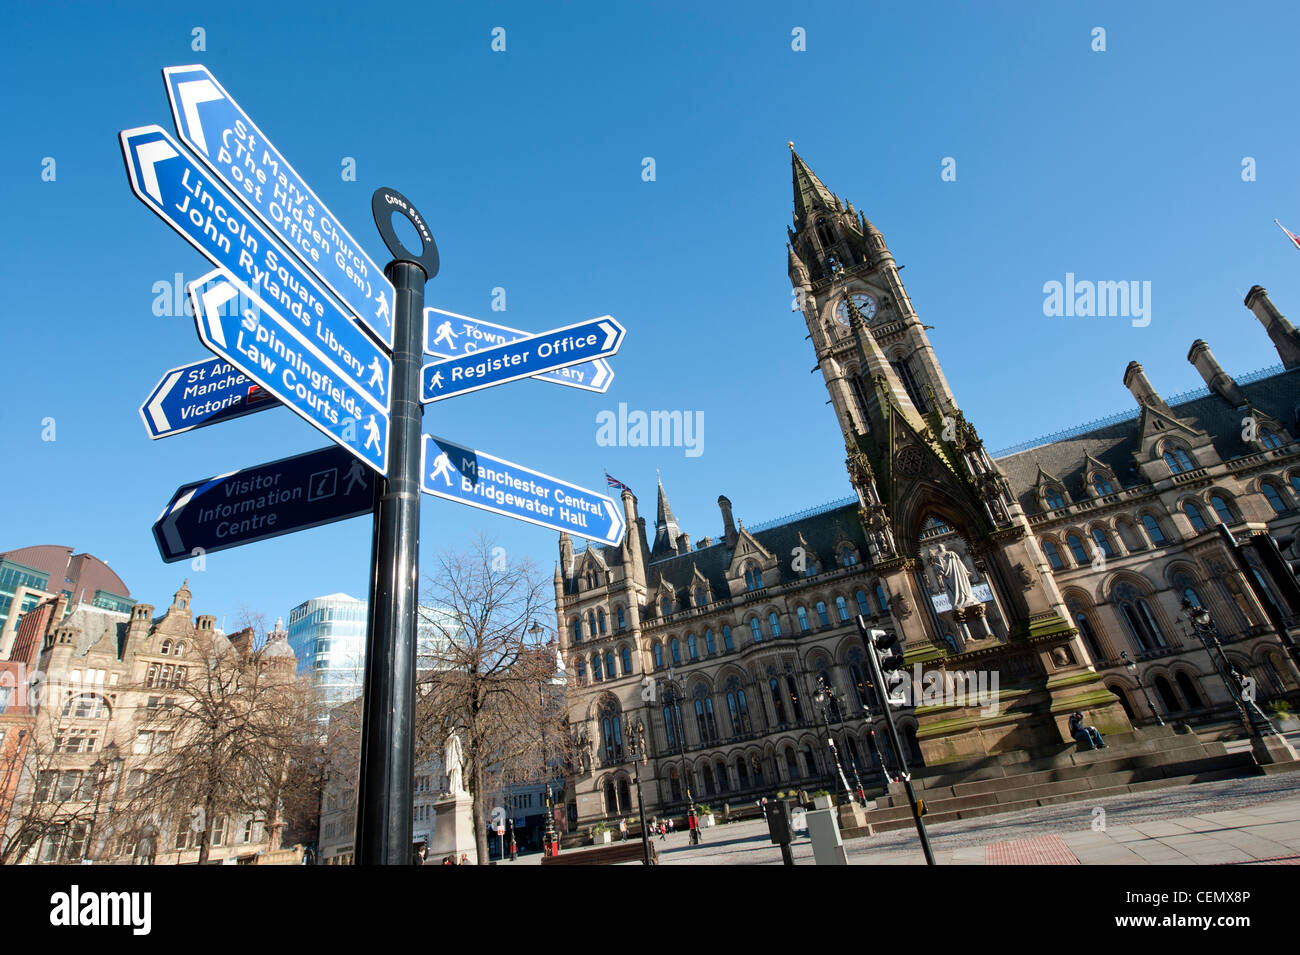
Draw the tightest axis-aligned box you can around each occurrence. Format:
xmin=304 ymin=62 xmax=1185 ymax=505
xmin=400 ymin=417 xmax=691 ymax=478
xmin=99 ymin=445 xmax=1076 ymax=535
xmin=789 ymin=142 xmax=838 ymax=228
xmin=651 ymin=472 xmax=681 ymax=558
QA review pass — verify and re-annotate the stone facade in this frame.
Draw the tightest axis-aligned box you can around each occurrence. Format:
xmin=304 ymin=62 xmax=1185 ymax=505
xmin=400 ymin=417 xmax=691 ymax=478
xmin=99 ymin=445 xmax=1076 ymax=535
xmin=553 ymin=149 xmax=1300 ymax=828
xmin=2 ymin=581 xmax=295 ymax=864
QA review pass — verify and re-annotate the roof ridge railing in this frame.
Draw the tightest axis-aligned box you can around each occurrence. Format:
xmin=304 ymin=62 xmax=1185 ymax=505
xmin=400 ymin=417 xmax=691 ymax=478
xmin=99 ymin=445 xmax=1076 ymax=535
xmin=990 ymin=362 xmax=1287 ymax=458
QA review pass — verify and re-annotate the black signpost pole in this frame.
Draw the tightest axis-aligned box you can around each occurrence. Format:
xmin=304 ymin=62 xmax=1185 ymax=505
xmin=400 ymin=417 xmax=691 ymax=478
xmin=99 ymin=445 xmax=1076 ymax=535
xmin=355 ymin=259 xmax=426 ymax=865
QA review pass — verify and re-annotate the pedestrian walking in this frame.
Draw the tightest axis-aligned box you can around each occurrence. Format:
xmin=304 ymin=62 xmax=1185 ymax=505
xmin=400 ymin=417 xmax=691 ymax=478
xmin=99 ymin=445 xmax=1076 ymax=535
xmin=619 ymin=818 xmax=628 ymax=841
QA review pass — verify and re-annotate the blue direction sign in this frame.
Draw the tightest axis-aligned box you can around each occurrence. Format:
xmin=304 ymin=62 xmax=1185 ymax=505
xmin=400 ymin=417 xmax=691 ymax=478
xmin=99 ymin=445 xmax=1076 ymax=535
xmin=154 ymin=444 xmax=374 ymax=563
xmin=140 ymin=356 xmax=279 ymax=439
xmin=163 ymin=65 xmax=396 ymax=349
xmin=425 ymin=307 xmax=614 ymax=394
xmin=189 ymin=270 xmax=390 ymax=473
xmin=421 ymin=316 xmax=624 ymax=404
xmin=120 ymin=125 xmax=388 ymax=389
xmin=420 ymin=435 xmax=625 ymax=546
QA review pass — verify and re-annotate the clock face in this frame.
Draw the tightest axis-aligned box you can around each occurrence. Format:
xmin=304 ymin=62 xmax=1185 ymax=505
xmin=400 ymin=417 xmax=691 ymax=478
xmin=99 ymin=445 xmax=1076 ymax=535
xmin=835 ymin=291 xmax=877 ymax=324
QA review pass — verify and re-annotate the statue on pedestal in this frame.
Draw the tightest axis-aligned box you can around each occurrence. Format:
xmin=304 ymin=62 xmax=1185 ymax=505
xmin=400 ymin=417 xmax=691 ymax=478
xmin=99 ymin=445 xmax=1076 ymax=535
xmin=933 ymin=543 xmax=979 ymax=611
xmin=444 ymin=730 xmax=466 ymax=795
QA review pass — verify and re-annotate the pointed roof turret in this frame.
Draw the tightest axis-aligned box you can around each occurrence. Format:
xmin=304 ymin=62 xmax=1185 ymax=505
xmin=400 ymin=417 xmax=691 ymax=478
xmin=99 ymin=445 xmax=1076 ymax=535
xmin=790 ymin=142 xmax=838 ymax=228
xmin=651 ymin=473 xmax=682 ymax=558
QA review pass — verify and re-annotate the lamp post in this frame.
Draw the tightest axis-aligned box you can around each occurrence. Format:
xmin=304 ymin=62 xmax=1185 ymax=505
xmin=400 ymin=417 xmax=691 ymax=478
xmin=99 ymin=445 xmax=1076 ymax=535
xmin=1120 ymin=651 xmax=1164 ymax=727
xmin=1182 ymin=599 xmax=1279 ymax=738
xmin=627 ymin=718 xmax=653 ymax=865
xmin=528 ymin=619 xmax=561 ymax=857
xmin=663 ymin=666 xmax=700 ymax=845
xmin=812 ymin=677 xmax=854 ymax=803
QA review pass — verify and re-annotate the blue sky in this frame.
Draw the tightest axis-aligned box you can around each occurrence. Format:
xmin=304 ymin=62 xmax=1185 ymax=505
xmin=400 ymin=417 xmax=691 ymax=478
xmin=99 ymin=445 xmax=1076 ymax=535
xmin=2 ymin=1 xmax=1299 ymax=630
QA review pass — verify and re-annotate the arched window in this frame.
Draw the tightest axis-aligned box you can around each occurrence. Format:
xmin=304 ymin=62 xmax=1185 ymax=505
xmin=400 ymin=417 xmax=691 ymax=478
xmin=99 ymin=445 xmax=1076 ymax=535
xmin=816 ymin=216 xmax=835 ymax=249
xmin=796 ymin=606 xmax=811 ymax=633
xmin=1183 ymin=501 xmax=1208 ymax=533
xmin=1044 ymin=486 xmax=1066 ymax=510
xmin=750 ymin=754 xmax=765 ymax=786
xmin=1261 ymin=429 xmax=1285 ymax=449
xmin=694 ymin=587 xmax=707 ymax=607
xmin=653 ymin=643 xmax=664 ymax=669
xmin=616 ymin=606 xmax=626 ymax=631
xmin=604 ymin=650 xmax=616 ymax=678
xmin=744 ymin=562 xmax=763 ymax=592
xmin=663 ymin=700 xmax=680 ymax=749
xmin=160 ymin=639 xmax=172 ymax=655
xmin=601 ymin=708 xmax=623 ymax=763
xmin=687 ymin=634 xmax=699 ymax=661
xmin=848 ymin=652 xmax=869 ymax=711
xmin=705 ymin=629 xmax=716 ymax=655
xmin=785 ymin=745 xmax=801 ymax=780
xmin=1042 ymin=539 xmax=1065 ymax=570
xmin=1066 ymin=534 xmax=1089 ymax=564
xmin=660 ymin=594 xmax=673 ymax=616
xmin=840 ymin=546 xmax=857 ymax=567
xmin=701 ymin=763 xmax=716 ymax=797
xmin=597 ymin=609 xmax=607 ymax=635
xmin=604 ymin=780 xmax=616 ymax=814
xmin=1261 ymin=482 xmax=1287 ymax=514
xmin=1163 ymin=446 xmax=1195 ymax=474
xmin=875 ymin=585 xmax=890 ymax=614
xmin=1175 ymin=672 xmax=1204 ymax=709
xmin=577 ymin=659 xmax=587 ymax=682
xmin=815 ymin=602 xmax=830 ymax=628
xmin=1091 ymin=528 xmax=1115 ymax=558
xmin=802 ymin=745 xmax=819 ymax=779
xmin=592 ymin=654 xmax=603 ymax=681
xmin=855 ymin=591 xmax=870 ymax=616
xmin=618 ymin=778 xmax=631 ymax=810
xmin=1153 ymin=675 xmax=1180 ymax=713
xmin=174 ymin=642 xmax=184 ymax=655
xmin=620 ymin=646 xmax=632 ymax=675
xmin=1074 ymin=610 xmax=1104 ymax=662
xmin=668 ymin=766 xmax=682 ymax=801
xmin=1290 ymin=473 xmax=1300 ymax=496
xmin=785 ymin=675 xmax=805 ymax=722
xmin=750 ymin=618 xmax=763 ymax=643
xmin=571 ymin=618 xmax=582 ymax=643
xmin=1209 ymin=495 xmax=1234 ymax=525
xmin=1141 ymin=514 xmax=1167 ymax=545
xmin=769 ymin=677 xmax=788 ymax=725
xmin=769 ymin=612 xmax=782 ymax=637
xmin=1093 ymin=474 xmax=1115 ymax=496
xmin=62 ymin=694 xmax=106 ymax=719
xmin=694 ymin=696 xmax=718 ymax=743
xmin=670 ymin=638 xmax=681 ymax=665
xmin=722 ymin=626 xmax=734 ymax=652
xmin=835 ymin=596 xmax=850 ymax=622
xmin=715 ymin=760 xmax=729 ymax=793
xmin=736 ymin=757 xmax=750 ymax=790
xmin=588 ymin=611 xmax=597 ymax=636
xmin=726 ymin=678 xmax=751 ymax=734
xmin=1114 ymin=582 xmax=1167 ymax=651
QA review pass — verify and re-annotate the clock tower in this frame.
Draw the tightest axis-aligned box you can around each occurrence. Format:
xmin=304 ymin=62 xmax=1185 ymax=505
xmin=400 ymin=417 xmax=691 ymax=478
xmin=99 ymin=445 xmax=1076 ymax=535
xmin=786 ymin=144 xmax=1130 ymax=761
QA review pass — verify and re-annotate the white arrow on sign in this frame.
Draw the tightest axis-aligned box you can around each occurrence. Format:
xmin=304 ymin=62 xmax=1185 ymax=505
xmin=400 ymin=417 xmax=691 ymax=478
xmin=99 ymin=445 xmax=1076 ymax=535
xmin=146 ymin=370 xmax=184 ymax=432
xmin=174 ymin=77 xmax=223 ymax=155
xmin=136 ymin=138 xmax=178 ymax=204
xmin=198 ymin=281 xmax=240 ymax=347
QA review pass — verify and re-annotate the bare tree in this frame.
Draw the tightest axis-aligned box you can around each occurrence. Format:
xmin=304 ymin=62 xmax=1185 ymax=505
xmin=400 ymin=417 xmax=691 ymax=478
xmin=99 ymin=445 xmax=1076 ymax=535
xmin=0 ymin=709 xmax=114 ymax=866
xmin=118 ymin=621 xmax=316 ymax=864
xmin=416 ymin=535 xmax=571 ymax=863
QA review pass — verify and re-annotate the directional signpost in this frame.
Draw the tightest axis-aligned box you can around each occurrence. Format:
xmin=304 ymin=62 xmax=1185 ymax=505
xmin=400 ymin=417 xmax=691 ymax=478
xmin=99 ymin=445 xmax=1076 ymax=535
xmin=163 ymin=65 xmax=396 ymax=349
xmin=121 ymin=64 xmax=626 ymax=866
xmin=189 ymin=269 xmax=391 ymax=472
xmin=421 ymin=435 xmax=625 ymax=546
xmin=153 ymin=445 xmax=374 ymax=562
xmin=139 ymin=355 xmax=279 ymax=439
xmin=421 ymin=316 xmax=624 ymax=403
xmin=425 ymin=307 xmax=614 ymax=393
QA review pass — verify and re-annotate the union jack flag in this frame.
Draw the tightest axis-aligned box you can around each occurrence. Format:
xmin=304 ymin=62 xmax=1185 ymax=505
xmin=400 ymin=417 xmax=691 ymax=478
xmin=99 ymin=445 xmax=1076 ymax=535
xmin=1275 ymin=219 xmax=1300 ymax=252
xmin=605 ymin=472 xmax=632 ymax=493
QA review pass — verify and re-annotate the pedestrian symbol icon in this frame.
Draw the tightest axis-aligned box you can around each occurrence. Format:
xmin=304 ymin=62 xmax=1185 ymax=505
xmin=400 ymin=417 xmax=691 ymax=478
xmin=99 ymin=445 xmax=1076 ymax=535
xmin=431 ymin=319 xmax=458 ymax=350
xmin=368 ymin=357 xmax=386 ymax=396
xmin=364 ymin=415 xmax=382 ymax=452
xmin=344 ymin=460 xmax=368 ymax=496
xmin=428 ymin=451 xmax=455 ymax=486
xmin=308 ymin=468 xmax=338 ymax=501
xmin=427 ymin=369 xmax=444 ymax=391
xmin=375 ymin=289 xmax=391 ymax=327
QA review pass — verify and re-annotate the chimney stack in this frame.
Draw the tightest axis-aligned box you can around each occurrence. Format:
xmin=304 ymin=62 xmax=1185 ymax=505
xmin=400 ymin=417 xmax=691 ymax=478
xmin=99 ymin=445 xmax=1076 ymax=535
xmin=1187 ymin=339 xmax=1246 ymax=406
xmin=718 ymin=495 xmax=737 ymax=546
xmin=1123 ymin=361 xmax=1171 ymax=412
xmin=1244 ymin=285 xmax=1300 ymax=369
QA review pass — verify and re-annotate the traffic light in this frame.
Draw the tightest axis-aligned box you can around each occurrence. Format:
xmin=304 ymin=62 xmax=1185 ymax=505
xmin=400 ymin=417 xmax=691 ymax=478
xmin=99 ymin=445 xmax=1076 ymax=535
xmin=869 ymin=628 xmax=909 ymax=708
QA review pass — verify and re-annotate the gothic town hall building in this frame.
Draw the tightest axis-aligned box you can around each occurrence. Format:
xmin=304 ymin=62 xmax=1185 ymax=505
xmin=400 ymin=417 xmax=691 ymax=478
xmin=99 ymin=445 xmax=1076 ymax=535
xmin=553 ymin=147 xmax=1300 ymax=827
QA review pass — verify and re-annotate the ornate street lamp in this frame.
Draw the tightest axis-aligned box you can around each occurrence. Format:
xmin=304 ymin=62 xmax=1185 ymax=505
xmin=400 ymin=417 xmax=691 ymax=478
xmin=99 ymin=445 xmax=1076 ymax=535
xmin=663 ymin=666 xmax=701 ymax=845
xmin=627 ymin=718 xmax=653 ymax=865
xmin=1120 ymin=650 xmax=1164 ymax=727
xmin=528 ymin=619 xmax=561 ymax=857
xmin=1181 ymin=599 xmax=1279 ymax=739
xmin=813 ymin=676 xmax=854 ymax=803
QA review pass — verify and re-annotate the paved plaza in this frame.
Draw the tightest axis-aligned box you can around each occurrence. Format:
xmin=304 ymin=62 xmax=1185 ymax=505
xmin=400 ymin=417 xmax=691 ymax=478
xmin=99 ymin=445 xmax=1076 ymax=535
xmin=512 ymin=772 xmax=1300 ymax=865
